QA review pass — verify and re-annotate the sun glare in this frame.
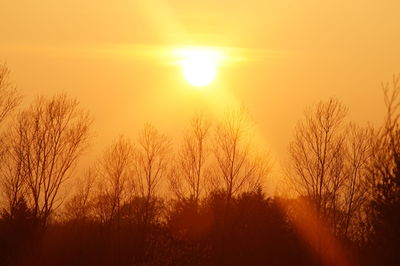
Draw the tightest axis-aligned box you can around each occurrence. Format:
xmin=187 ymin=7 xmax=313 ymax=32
xmin=177 ymin=48 xmax=221 ymax=87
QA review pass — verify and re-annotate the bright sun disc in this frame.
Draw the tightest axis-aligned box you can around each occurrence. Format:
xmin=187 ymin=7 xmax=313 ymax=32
xmin=179 ymin=48 xmax=220 ymax=87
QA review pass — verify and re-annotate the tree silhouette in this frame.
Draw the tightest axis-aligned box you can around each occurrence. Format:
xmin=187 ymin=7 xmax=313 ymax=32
xmin=368 ymin=74 xmax=400 ymax=266
xmin=0 ymin=197 xmax=38 ymax=266
xmin=342 ymin=123 xmax=371 ymax=240
xmin=0 ymin=62 xmax=22 ymax=214
xmin=0 ymin=63 xmax=21 ymax=124
xmin=287 ymin=98 xmax=348 ymax=231
xmin=169 ymin=114 xmax=211 ymax=202
xmin=93 ymin=136 xmax=134 ymax=224
xmin=213 ymin=109 xmax=269 ymax=201
xmin=3 ymin=94 xmax=92 ymax=227
xmin=63 ymin=168 xmax=96 ymax=222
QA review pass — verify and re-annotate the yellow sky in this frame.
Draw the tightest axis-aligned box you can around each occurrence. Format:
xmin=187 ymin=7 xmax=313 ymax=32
xmin=1 ymin=0 xmax=400 ymax=189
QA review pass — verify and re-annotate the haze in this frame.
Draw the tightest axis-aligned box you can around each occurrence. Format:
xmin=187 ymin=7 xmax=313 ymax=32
xmin=1 ymin=0 xmax=400 ymax=179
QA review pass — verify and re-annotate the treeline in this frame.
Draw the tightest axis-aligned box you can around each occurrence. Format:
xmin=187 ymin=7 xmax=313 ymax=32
xmin=0 ymin=63 xmax=399 ymax=265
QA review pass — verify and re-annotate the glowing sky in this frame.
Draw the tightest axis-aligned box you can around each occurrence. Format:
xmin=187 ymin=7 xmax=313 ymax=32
xmin=1 ymin=0 xmax=400 ymax=188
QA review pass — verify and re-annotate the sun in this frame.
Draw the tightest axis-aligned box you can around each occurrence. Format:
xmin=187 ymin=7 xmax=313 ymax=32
xmin=178 ymin=48 xmax=221 ymax=87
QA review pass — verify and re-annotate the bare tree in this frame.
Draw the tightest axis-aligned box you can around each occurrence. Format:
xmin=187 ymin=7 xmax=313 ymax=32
xmin=366 ymin=75 xmax=400 ymax=252
xmin=2 ymin=134 xmax=27 ymax=215
xmin=93 ymin=136 xmax=134 ymax=224
xmin=5 ymin=94 xmax=92 ymax=226
xmin=169 ymin=114 xmax=211 ymax=202
xmin=368 ymin=74 xmax=400 ymax=188
xmin=0 ymin=63 xmax=21 ymax=125
xmin=132 ymin=123 xmax=170 ymax=226
xmin=342 ymin=123 xmax=371 ymax=239
xmin=64 ymin=167 xmax=96 ymax=221
xmin=133 ymin=123 xmax=170 ymax=200
xmin=0 ymin=63 xmax=22 ymax=213
xmin=213 ymin=109 xmax=269 ymax=201
xmin=287 ymin=98 xmax=348 ymax=225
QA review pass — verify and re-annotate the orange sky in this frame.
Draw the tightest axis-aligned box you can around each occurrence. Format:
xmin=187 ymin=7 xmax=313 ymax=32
xmin=1 ymin=0 xmax=400 ymax=189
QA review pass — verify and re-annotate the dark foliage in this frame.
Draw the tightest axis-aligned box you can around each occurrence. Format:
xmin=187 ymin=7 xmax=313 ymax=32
xmin=0 ymin=191 xmax=316 ymax=266
xmin=366 ymin=155 xmax=400 ymax=266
